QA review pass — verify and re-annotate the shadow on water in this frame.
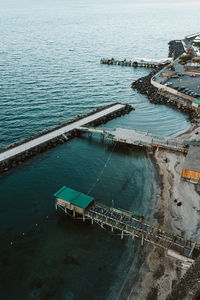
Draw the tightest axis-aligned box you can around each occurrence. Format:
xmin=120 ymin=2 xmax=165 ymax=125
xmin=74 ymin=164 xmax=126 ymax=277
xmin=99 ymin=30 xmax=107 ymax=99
xmin=0 ymin=212 xmax=139 ymax=300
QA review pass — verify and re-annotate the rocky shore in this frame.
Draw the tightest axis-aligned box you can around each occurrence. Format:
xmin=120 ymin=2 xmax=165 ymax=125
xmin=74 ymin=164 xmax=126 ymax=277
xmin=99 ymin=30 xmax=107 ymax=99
xmin=131 ymin=70 xmax=200 ymax=123
xmin=166 ymin=255 xmax=200 ymax=300
xmin=139 ymin=145 xmax=200 ymax=300
xmin=131 ymin=41 xmax=200 ymax=299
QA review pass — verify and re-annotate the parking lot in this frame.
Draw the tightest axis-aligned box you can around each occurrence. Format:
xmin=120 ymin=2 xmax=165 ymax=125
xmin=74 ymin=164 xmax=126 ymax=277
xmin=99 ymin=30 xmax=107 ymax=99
xmin=154 ymin=57 xmax=200 ymax=98
xmin=164 ymin=74 xmax=200 ymax=97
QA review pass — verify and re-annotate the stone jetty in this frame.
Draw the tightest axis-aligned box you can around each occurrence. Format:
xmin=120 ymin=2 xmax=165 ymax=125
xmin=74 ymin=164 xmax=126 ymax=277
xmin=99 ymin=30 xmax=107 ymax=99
xmin=0 ymin=103 xmax=134 ymax=174
xmin=131 ymin=69 xmax=200 ymax=122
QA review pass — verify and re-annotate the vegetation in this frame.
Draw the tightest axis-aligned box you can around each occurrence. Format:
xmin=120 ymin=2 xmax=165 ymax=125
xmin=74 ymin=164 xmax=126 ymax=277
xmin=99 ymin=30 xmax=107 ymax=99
xmin=192 ymin=56 xmax=200 ymax=63
xmin=179 ymin=55 xmax=192 ymax=65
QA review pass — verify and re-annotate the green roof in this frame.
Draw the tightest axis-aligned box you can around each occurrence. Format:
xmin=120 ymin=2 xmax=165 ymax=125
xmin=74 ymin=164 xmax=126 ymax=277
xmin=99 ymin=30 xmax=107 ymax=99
xmin=54 ymin=186 xmax=94 ymax=209
xmin=194 ymin=99 xmax=200 ymax=105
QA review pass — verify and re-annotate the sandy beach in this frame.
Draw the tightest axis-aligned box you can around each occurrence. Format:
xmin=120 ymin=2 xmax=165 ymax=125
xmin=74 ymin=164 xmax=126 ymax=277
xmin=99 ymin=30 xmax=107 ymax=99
xmin=138 ymin=125 xmax=200 ymax=300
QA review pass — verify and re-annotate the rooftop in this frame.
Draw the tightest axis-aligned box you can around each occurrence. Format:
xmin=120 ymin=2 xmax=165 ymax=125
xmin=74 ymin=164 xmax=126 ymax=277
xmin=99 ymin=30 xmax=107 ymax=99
xmin=54 ymin=186 xmax=94 ymax=209
xmin=182 ymin=146 xmax=200 ymax=172
xmin=194 ymin=99 xmax=200 ymax=105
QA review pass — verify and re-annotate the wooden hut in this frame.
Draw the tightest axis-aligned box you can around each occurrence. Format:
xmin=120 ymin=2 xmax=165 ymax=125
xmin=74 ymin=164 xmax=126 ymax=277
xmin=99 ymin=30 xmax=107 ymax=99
xmin=182 ymin=146 xmax=200 ymax=183
xmin=54 ymin=186 xmax=94 ymax=215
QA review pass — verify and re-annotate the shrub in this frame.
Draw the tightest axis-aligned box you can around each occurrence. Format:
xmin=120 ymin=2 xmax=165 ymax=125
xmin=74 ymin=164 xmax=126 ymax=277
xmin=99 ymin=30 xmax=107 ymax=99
xmin=192 ymin=56 xmax=200 ymax=63
xmin=179 ymin=55 xmax=192 ymax=64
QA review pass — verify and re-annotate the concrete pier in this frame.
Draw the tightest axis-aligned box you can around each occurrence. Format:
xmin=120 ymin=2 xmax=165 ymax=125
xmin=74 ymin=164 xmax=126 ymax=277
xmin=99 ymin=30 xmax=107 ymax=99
xmin=0 ymin=103 xmax=133 ymax=173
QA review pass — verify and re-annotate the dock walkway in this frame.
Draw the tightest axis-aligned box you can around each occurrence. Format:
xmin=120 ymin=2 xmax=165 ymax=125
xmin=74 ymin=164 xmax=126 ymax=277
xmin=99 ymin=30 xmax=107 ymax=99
xmin=100 ymin=58 xmax=158 ymax=68
xmin=56 ymin=198 xmax=199 ymax=259
xmin=78 ymin=127 xmax=189 ymax=153
xmin=0 ymin=104 xmax=126 ymax=165
xmin=86 ymin=202 xmax=197 ymax=258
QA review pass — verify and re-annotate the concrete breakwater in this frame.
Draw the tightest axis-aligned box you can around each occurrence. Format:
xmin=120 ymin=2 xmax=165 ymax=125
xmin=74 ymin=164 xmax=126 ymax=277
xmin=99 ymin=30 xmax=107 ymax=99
xmin=0 ymin=103 xmax=133 ymax=174
xmin=131 ymin=70 xmax=199 ymax=122
xmin=100 ymin=58 xmax=158 ymax=68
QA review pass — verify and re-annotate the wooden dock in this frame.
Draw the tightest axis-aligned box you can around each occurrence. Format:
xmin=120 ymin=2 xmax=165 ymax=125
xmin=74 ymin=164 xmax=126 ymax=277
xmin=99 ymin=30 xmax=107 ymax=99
xmin=78 ymin=127 xmax=189 ymax=153
xmin=100 ymin=58 xmax=162 ymax=68
xmin=54 ymin=187 xmax=200 ymax=260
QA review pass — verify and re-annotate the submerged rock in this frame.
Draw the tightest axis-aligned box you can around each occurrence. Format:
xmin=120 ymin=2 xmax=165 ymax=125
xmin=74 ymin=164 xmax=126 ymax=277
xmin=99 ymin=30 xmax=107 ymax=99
xmin=63 ymin=255 xmax=80 ymax=266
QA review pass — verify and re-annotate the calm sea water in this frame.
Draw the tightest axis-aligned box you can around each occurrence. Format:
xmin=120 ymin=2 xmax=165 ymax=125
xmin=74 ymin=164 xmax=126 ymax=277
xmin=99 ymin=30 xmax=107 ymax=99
xmin=0 ymin=0 xmax=200 ymax=299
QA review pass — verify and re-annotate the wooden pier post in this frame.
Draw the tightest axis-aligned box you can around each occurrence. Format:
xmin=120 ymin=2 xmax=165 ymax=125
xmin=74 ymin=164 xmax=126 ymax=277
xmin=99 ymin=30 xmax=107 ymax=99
xmin=111 ymin=226 xmax=114 ymax=232
xmin=83 ymin=211 xmax=85 ymax=222
xmin=73 ymin=208 xmax=75 ymax=217
xmin=132 ymin=231 xmax=135 ymax=241
xmin=141 ymin=234 xmax=144 ymax=246
xmin=121 ymin=231 xmax=124 ymax=239
xmin=91 ymin=218 xmax=94 ymax=225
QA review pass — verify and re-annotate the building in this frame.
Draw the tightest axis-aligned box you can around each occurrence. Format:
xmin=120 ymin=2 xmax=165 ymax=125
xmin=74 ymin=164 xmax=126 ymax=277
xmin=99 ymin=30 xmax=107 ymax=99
xmin=192 ymin=99 xmax=200 ymax=108
xmin=185 ymin=62 xmax=200 ymax=73
xmin=54 ymin=186 xmax=94 ymax=215
xmin=192 ymin=35 xmax=200 ymax=56
xmin=182 ymin=146 xmax=200 ymax=183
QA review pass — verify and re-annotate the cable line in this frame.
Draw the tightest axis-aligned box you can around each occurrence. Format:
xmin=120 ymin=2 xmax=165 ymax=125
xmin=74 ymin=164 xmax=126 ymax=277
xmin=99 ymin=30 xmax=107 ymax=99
xmin=87 ymin=142 xmax=116 ymax=195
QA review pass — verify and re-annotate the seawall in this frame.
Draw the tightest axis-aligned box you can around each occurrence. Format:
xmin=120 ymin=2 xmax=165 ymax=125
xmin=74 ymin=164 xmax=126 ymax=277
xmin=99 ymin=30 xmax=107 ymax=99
xmin=131 ymin=69 xmax=199 ymax=122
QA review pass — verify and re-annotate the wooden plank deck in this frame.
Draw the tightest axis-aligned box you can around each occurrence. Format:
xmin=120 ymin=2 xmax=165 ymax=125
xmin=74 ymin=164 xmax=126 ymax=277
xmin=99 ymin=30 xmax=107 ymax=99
xmin=84 ymin=202 xmax=199 ymax=258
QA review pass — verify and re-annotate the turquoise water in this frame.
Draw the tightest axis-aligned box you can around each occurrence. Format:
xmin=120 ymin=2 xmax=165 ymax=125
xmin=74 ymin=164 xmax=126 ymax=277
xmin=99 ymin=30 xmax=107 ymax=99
xmin=1 ymin=0 xmax=200 ymax=299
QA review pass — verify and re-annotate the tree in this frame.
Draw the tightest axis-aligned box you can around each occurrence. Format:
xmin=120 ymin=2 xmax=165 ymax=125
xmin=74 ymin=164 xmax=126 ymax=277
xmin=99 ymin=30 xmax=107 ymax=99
xmin=179 ymin=55 xmax=192 ymax=65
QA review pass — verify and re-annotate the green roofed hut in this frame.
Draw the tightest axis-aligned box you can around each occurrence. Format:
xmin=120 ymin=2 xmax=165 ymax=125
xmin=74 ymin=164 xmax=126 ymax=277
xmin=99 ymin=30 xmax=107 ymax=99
xmin=54 ymin=186 xmax=94 ymax=216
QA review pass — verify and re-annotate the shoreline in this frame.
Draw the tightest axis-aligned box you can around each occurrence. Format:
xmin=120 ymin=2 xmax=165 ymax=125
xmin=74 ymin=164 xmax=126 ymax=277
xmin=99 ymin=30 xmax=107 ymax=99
xmin=137 ymin=124 xmax=200 ymax=300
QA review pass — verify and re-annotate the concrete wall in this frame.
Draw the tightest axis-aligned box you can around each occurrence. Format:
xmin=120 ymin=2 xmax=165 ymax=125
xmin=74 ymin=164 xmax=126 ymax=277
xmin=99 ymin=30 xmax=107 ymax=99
xmin=151 ymin=77 xmax=198 ymax=106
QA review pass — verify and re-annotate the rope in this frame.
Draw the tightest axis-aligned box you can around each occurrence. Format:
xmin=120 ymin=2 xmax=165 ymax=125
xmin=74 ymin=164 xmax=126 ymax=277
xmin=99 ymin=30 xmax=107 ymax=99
xmin=87 ymin=142 xmax=116 ymax=195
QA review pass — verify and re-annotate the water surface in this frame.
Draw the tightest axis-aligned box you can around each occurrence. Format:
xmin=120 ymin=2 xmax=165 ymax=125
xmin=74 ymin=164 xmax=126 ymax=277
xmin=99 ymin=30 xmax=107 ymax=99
xmin=1 ymin=0 xmax=200 ymax=299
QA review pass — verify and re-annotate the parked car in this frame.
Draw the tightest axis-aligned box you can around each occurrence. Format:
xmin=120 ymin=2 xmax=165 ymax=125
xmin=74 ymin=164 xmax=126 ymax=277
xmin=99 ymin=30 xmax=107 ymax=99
xmin=164 ymin=82 xmax=172 ymax=86
xmin=190 ymin=74 xmax=196 ymax=78
xmin=178 ymin=86 xmax=185 ymax=91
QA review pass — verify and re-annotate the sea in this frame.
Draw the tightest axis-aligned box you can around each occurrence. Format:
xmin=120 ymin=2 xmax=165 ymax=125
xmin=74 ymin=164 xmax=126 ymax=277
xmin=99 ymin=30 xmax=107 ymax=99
xmin=0 ymin=0 xmax=200 ymax=299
